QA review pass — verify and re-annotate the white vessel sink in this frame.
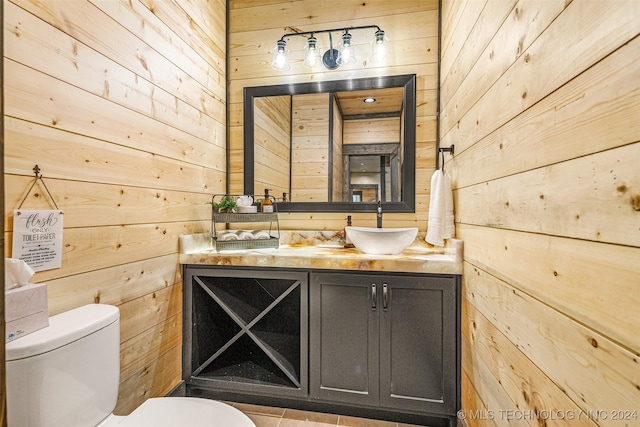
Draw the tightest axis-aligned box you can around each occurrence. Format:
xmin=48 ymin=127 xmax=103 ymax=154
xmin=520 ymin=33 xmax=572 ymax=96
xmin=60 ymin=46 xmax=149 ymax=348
xmin=346 ymin=226 xmax=418 ymax=255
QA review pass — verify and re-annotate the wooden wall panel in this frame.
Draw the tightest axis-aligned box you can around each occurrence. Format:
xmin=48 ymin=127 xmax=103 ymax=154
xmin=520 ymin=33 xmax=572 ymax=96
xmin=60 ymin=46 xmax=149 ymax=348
xmin=461 ymin=370 xmax=497 ymax=427
xmin=441 ymin=1 xmax=640 ymax=152
xmin=440 ymin=0 xmax=529 ymax=121
xmin=4 ymin=3 xmax=225 ymax=134
xmin=228 ymin=0 xmax=439 ymax=230
xmin=5 ymin=176 xmax=211 ymax=230
xmin=120 ymin=313 xmax=181 ymax=385
xmin=3 ymin=0 xmax=226 ymax=415
xmin=343 ymin=118 xmax=400 ymax=144
xmin=449 ymin=34 xmax=640 ymax=189
xmin=254 ymin=95 xmax=291 ymax=196
xmin=291 ymin=93 xmax=329 ymax=202
xmin=229 ymin=1 xmax=437 ymax=34
xmin=456 ymin=143 xmax=640 ymax=247
xmin=4 ymin=60 xmax=225 ymax=169
xmin=44 ymin=254 xmax=180 ymax=315
xmin=463 ymin=259 xmax=640 ymax=423
xmin=441 ymin=0 xmax=640 ymax=424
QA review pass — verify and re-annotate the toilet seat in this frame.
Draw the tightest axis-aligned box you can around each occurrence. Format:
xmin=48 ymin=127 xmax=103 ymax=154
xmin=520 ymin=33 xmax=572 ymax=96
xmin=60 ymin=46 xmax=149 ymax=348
xmin=99 ymin=397 xmax=255 ymax=427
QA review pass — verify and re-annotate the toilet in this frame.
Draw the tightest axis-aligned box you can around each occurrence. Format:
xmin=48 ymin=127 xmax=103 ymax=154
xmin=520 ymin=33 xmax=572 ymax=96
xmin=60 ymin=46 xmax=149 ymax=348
xmin=6 ymin=304 xmax=255 ymax=427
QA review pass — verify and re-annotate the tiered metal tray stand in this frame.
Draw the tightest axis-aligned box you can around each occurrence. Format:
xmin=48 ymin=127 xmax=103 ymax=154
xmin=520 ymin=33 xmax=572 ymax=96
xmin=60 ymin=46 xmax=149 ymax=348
xmin=211 ymin=194 xmax=280 ymax=251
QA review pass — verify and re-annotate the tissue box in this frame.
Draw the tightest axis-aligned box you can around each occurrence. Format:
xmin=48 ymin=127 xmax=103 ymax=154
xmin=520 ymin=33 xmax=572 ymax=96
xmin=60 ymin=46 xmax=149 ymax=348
xmin=5 ymin=283 xmax=49 ymax=342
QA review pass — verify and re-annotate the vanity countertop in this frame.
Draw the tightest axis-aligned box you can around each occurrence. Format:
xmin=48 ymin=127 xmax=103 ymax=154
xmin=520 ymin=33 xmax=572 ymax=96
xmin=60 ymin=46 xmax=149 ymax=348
xmin=179 ymin=231 xmax=462 ymax=275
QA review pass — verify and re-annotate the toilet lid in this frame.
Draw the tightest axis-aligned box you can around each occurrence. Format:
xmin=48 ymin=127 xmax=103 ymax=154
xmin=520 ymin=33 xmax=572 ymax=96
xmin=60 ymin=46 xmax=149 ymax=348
xmin=116 ymin=397 xmax=255 ymax=427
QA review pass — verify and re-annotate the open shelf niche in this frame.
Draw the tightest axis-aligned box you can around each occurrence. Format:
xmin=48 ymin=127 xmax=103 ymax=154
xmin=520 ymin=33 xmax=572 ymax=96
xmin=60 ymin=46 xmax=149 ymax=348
xmin=189 ymin=270 xmax=307 ymax=394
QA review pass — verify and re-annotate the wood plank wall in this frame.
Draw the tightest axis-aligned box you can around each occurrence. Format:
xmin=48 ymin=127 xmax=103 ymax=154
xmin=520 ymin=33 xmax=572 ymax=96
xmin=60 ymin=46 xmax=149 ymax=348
xmin=228 ymin=0 xmax=439 ymax=229
xmin=254 ymin=95 xmax=291 ymax=197
xmin=440 ymin=1 xmax=640 ymax=424
xmin=3 ymin=0 xmax=226 ymax=415
xmin=291 ymin=93 xmax=329 ymax=202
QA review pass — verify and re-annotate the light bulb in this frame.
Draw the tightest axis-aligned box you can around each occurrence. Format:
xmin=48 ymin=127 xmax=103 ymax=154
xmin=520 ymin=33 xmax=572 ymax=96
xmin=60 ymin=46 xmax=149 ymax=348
xmin=370 ymin=29 xmax=390 ymax=64
xmin=337 ymin=32 xmax=356 ymax=66
xmin=304 ymin=35 xmax=321 ymax=68
xmin=270 ymin=40 xmax=290 ymax=71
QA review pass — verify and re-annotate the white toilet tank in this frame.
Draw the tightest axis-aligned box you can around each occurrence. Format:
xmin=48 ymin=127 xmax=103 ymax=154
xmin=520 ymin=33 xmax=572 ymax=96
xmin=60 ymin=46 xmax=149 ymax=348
xmin=6 ymin=304 xmax=120 ymax=427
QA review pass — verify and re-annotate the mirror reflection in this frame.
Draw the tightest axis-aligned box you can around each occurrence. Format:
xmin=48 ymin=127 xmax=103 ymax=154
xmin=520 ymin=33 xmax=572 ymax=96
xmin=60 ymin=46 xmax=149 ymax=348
xmin=244 ymin=75 xmax=416 ymax=213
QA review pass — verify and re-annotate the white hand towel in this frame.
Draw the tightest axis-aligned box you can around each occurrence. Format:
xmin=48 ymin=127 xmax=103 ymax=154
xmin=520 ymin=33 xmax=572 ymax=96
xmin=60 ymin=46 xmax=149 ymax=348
xmin=425 ymin=169 xmax=454 ymax=246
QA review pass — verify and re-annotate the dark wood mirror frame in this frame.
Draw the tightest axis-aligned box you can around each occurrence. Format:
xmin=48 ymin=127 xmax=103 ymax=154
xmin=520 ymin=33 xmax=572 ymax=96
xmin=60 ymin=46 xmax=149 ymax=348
xmin=243 ymin=74 xmax=416 ymax=213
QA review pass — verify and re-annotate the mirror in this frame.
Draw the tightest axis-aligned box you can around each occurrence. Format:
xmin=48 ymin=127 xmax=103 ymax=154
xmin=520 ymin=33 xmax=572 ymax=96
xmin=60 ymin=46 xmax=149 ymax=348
xmin=244 ymin=74 xmax=415 ymax=212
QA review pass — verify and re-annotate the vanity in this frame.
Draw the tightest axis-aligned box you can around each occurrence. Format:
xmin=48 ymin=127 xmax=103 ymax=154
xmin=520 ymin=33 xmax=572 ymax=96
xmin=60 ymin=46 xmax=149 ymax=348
xmin=179 ymin=232 xmax=462 ymax=427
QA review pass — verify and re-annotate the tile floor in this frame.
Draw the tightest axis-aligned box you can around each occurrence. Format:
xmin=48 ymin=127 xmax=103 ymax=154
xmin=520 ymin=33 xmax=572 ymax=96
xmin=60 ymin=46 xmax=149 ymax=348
xmin=230 ymin=402 xmax=429 ymax=427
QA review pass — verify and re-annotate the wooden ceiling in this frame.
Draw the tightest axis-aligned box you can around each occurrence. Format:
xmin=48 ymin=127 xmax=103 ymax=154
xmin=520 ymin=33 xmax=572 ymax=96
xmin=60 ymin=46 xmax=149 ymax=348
xmin=335 ymin=87 xmax=404 ymax=118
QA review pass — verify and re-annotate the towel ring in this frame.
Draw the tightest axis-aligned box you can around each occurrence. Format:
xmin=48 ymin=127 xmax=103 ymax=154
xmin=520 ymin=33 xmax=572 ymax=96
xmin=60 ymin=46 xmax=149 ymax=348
xmin=438 ymin=145 xmax=454 ymax=171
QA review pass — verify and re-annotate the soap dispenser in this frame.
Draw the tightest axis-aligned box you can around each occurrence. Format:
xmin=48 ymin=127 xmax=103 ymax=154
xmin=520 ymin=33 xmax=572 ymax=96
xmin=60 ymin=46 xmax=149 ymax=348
xmin=261 ymin=189 xmax=274 ymax=213
xmin=344 ymin=215 xmax=355 ymax=248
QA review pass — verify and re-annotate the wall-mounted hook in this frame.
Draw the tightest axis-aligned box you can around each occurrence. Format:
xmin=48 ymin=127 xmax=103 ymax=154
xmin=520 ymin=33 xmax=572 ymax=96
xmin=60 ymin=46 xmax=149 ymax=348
xmin=438 ymin=144 xmax=454 ymax=155
xmin=18 ymin=164 xmax=60 ymax=210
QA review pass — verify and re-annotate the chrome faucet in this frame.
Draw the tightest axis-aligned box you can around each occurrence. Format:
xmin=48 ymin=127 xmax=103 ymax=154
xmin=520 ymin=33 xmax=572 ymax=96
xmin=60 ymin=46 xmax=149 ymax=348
xmin=377 ymin=201 xmax=383 ymax=228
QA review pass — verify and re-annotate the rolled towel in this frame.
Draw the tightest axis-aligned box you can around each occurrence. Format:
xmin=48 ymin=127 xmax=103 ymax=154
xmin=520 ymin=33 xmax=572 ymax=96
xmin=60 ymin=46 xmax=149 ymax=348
xmin=218 ymin=231 xmax=239 ymax=241
xmin=238 ymin=230 xmax=255 ymax=240
xmin=252 ymin=230 xmax=271 ymax=240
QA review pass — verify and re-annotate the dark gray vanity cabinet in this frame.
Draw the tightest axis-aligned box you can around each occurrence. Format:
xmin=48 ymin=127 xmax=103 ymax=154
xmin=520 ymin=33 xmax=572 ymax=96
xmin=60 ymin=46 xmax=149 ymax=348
xmin=183 ymin=265 xmax=460 ymax=425
xmin=309 ymin=272 xmax=459 ymax=416
xmin=183 ymin=266 xmax=308 ymax=398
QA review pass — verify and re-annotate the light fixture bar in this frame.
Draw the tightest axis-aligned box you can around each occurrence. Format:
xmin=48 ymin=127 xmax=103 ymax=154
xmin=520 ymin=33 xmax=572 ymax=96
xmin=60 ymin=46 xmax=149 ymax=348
xmin=275 ymin=24 xmax=382 ymax=44
xmin=271 ymin=24 xmax=387 ymax=71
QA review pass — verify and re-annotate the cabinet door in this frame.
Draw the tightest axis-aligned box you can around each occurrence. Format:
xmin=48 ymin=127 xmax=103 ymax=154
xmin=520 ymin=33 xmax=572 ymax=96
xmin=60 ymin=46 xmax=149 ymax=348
xmin=379 ymin=275 xmax=458 ymax=414
xmin=309 ymin=272 xmax=379 ymax=406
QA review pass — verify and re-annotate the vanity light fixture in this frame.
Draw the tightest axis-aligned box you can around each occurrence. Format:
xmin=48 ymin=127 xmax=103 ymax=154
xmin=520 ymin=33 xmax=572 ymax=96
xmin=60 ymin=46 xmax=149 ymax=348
xmin=271 ymin=25 xmax=389 ymax=71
